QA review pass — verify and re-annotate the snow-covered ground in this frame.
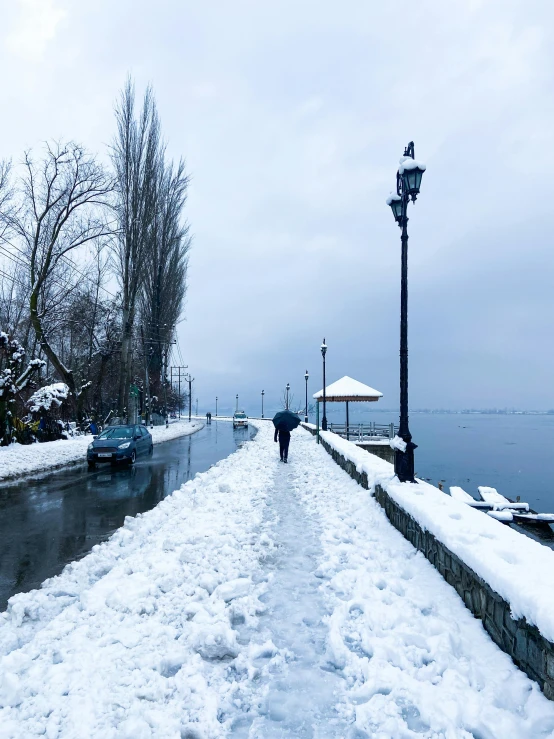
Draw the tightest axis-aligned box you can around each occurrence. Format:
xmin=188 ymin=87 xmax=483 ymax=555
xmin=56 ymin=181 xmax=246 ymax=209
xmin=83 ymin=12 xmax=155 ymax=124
xmin=1 ymin=424 xmax=554 ymax=737
xmin=0 ymin=421 xmax=203 ymax=482
xmin=319 ymin=430 xmax=554 ymax=643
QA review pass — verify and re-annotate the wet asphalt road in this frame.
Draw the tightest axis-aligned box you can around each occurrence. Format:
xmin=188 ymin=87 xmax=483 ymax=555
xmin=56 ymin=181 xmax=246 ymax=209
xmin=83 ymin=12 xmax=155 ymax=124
xmin=0 ymin=421 xmax=256 ymax=611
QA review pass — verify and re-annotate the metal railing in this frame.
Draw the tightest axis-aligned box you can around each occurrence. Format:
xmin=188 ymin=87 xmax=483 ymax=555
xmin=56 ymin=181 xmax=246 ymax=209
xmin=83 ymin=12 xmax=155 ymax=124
xmin=328 ymin=422 xmax=397 ymax=441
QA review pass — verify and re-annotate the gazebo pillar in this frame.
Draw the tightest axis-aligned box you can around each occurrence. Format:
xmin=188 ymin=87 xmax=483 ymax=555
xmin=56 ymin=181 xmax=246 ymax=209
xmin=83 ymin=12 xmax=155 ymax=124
xmin=346 ymin=401 xmax=349 ymax=440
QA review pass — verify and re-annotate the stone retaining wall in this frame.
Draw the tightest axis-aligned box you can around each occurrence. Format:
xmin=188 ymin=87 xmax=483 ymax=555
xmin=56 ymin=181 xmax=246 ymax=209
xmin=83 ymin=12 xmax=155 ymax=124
xmin=305 ymin=424 xmax=554 ymax=700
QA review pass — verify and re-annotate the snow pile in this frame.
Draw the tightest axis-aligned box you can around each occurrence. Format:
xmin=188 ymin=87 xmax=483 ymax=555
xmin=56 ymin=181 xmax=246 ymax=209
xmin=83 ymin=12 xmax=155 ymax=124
xmin=390 ymin=434 xmax=406 ymax=452
xmin=28 ymin=383 xmax=69 ymax=413
xmin=1 ymin=424 xmax=554 ymax=737
xmin=0 ymin=425 xmax=274 ymax=737
xmin=320 ymin=430 xmax=554 ymax=642
xmin=0 ymin=420 xmax=203 ymax=482
xmin=292 ymin=431 xmax=554 ymax=738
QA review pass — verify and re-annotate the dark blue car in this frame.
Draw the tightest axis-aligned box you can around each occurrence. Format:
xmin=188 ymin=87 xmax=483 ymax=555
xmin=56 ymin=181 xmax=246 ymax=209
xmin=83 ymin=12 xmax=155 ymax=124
xmin=87 ymin=425 xmax=153 ymax=468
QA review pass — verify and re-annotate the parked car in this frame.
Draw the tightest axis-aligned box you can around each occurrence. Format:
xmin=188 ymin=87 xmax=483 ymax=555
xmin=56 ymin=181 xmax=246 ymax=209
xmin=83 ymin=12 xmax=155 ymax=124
xmin=233 ymin=411 xmax=248 ymax=429
xmin=87 ymin=425 xmax=153 ymax=468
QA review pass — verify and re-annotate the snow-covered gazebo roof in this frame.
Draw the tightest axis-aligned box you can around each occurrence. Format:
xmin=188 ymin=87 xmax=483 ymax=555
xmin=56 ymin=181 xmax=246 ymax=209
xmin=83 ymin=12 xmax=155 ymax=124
xmin=313 ymin=376 xmax=383 ymax=403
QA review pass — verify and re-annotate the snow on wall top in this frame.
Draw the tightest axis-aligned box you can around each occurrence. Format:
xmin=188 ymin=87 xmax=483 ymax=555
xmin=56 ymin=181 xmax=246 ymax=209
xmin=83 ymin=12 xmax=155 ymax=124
xmin=313 ymin=376 xmax=383 ymax=400
xmin=320 ymin=429 xmax=554 ymax=643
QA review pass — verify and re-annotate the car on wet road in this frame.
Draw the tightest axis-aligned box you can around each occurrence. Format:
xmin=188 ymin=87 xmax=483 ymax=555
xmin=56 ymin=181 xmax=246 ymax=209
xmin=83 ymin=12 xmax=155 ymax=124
xmin=233 ymin=411 xmax=248 ymax=429
xmin=87 ymin=425 xmax=153 ymax=468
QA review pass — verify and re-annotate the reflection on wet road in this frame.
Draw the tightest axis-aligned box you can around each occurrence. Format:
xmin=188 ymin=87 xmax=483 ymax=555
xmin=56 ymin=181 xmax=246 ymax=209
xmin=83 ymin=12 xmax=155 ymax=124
xmin=0 ymin=422 xmax=255 ymax=611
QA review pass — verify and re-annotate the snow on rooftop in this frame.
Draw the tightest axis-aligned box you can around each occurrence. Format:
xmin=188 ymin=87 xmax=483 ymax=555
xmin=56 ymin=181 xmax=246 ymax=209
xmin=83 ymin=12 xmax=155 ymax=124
xmin=313 ymin=375 xmax=383 ymax=400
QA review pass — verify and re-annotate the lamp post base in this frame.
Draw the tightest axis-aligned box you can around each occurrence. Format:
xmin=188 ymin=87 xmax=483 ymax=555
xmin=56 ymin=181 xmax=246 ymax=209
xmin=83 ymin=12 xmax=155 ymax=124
xmin=322 ymin=417 xmax=328 ymax=431
xmin=305 ymin=416 xmax=308 ymax=423
xmin=394 ymin=441 xmax=417 ymax=483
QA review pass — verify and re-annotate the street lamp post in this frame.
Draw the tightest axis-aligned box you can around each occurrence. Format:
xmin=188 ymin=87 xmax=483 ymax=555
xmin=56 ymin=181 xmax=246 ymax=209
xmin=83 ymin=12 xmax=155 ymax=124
xmin=185 ymin=373 xmax=194 ymax=422
xmin=215 ymin=396 xmax=218 ymax=417
xmin=304 ymin=370 xmax=309 ymax=423
xmin=386 ymin=141 xmax=426 ymax=483
xmin=236 ymin=394 xmax=239 ymax=412
xmin=261 ymin=390 xmax=265 ymax=418
xmin=286 ymin=383 xmax=290 ymax=410
xmin=321 ymin=339 xmax=328 ymax=431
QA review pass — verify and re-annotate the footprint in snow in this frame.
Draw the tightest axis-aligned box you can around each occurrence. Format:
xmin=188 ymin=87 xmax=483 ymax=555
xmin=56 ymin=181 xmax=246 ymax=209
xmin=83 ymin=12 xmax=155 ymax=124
xmin=497 ymin=550 xmax=518 ymax=564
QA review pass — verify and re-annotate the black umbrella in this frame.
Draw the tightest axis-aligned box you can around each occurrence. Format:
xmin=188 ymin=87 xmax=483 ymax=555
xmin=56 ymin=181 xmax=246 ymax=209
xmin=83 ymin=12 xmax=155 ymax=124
xmin=272 ymin=410 xmax=301 ymax=432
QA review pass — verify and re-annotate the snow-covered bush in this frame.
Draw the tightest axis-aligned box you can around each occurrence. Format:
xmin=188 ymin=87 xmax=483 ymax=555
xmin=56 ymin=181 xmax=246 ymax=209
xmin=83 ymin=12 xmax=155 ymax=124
xmin=27 ymin=382 xmax=71 ymax=442
xmin=28 ymin=383 xmax=70 ymax=414
xmin=0 ymin=332 xmax=45 ymax=445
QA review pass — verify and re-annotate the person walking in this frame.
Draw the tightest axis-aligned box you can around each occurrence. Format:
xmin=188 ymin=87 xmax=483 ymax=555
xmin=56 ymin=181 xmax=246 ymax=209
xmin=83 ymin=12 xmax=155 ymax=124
xmin=272 ymin=408 xmax=301 ymax=464
xmin=274 ymin=425 xmax=291 ymax=463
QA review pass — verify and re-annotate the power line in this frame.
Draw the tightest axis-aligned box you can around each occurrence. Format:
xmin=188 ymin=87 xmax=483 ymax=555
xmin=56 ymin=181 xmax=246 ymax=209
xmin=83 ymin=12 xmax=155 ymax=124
xmin=0 ymin=235 xmax=120 ymax=300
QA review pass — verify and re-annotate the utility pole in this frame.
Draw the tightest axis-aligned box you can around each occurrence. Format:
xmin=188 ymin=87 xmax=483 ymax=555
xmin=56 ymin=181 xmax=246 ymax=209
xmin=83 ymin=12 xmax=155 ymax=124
xmin=185 ymin=373 xmax=195 ymax=422
xmin=140 ymin=325 xmax=153 ymax=428
xmin=143 ymin=323 xmax=176 ymax=428
xmin=170 ymin=365 xmax=188 ymax=418
xmin=196 ymin=398 xmax=198 ymax=416
xmin=163 ymin=345 xmax=169 ymax=428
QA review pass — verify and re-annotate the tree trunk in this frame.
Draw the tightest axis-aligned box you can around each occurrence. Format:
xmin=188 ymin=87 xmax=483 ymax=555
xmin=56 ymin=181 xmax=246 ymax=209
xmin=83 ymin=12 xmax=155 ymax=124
xmin=30 ymin=289 xmax=80 ymax=418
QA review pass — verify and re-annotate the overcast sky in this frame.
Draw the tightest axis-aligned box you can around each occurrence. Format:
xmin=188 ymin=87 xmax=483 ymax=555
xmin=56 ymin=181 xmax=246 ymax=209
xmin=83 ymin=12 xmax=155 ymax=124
xmin=2 ymin=0 xmax=554 ymax=413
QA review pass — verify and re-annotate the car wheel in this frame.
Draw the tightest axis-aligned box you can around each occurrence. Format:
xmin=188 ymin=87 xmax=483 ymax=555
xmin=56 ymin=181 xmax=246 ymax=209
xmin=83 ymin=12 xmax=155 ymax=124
xmin=87 ymin=461 xmax=96 ymax=470
xmin=148 ymin=444 xmax=153 ymax=455
xmin=129 ymin=450 xmax=136 ymax=465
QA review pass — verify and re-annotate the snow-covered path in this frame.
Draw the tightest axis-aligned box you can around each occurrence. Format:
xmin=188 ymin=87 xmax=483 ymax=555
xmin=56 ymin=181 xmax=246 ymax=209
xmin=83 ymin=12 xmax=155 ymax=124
xmin=2 ymin=423 xmax=554 ymax=738
xmin=228 ymin=455 xmax=348 ymax=737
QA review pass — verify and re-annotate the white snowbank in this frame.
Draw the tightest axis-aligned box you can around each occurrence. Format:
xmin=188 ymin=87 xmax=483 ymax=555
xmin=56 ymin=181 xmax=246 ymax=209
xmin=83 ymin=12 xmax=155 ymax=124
xmin=0 ymin=421 xmax=203 ymax=482
xmin=319 ymin=430 xmax=554 ymax=642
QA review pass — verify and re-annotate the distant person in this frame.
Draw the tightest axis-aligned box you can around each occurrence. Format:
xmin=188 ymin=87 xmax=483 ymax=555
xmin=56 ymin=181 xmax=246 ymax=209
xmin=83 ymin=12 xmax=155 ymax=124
xmin=89 ymin=420 xmax=98 ymax=436
xmin=274 ymin=425 xmax=291 ymax=463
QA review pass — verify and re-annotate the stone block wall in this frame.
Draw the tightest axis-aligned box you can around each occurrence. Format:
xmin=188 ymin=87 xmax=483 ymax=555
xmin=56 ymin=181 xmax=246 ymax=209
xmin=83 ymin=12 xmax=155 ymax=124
xmin=304 ymin=423 xmax=554 ymax=700
xmin=356 ymin=442 xmax=395 ymax=464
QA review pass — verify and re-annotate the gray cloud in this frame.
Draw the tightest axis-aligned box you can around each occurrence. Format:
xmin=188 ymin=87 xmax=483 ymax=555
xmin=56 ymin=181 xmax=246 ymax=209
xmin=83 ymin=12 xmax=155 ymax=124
xmin=2 ymin=0 xmax=553 ymax=411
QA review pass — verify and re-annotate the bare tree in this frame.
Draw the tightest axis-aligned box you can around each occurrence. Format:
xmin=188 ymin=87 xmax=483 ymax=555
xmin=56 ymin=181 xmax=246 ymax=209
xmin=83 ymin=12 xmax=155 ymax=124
xmin=111 ymin=78 xmax=161 ymax=420
xmin=141 ymin=157 xmax=190 ymax=392
xmin=7 ymin=141 xmax=112 ymax=418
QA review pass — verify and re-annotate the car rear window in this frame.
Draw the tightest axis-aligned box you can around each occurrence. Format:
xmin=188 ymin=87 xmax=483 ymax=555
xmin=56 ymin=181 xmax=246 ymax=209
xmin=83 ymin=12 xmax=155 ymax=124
xmin=235 ymin=413 xmax=246 ymax=419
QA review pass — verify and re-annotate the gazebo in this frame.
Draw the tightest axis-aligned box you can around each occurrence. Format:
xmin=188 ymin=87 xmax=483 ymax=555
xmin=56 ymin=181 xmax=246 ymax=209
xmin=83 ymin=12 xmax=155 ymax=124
xmin=313 ymin=376 xmax=383 ymax=439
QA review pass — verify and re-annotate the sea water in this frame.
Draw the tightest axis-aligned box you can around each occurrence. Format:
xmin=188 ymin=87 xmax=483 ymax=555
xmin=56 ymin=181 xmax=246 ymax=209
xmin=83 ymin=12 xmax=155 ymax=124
xmin=319 ymin=409 xmax=554 ymax=513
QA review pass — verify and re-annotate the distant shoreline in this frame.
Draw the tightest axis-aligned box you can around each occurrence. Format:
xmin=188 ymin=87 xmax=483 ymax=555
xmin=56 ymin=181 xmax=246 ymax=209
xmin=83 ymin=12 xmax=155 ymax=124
xmin=361 ymin=409 xmax=554 ymax=415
